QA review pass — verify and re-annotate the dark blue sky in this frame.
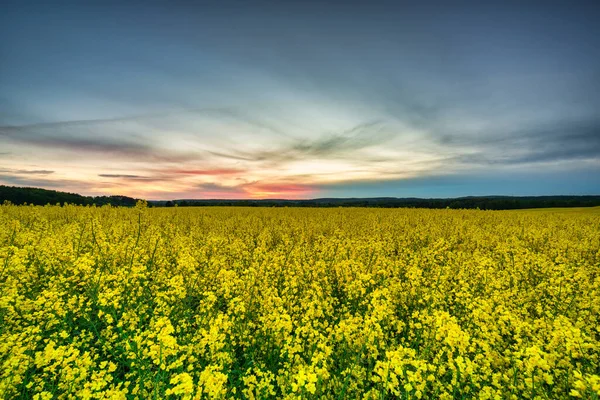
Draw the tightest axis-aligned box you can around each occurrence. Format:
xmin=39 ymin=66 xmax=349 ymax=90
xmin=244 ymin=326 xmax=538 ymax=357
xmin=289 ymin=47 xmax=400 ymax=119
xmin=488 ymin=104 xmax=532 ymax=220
xmin=1 ymin=0 xmax=599 ymax=199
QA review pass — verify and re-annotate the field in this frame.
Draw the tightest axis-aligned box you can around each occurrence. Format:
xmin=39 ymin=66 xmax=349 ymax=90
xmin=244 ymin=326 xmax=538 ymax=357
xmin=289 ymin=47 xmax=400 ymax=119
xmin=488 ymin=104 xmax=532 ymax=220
xmin=1 ymin=203 xmax=599 ymax=399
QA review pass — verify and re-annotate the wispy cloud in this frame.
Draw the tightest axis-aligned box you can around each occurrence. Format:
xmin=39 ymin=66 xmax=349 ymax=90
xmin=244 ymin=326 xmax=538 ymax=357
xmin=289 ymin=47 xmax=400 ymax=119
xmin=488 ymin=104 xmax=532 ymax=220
xmin=0 ymin=119 xmax=200 ymax=162
xmin=0 ymin=168 xmax=54 ymax=175
xmin=288 ymin=121 xmax=390 ymax=156
xmin=162 ymin=168 xmax=244 ymax=176
xmin=0 ymin=174 xmax=94 ymax=191
xmin=442 ymin=118 xmax=600 ymax=167
xmin=208 ymin=121 xmax=395 ymax=165
xmin=98 ymin=174 xmax=143 ymax=178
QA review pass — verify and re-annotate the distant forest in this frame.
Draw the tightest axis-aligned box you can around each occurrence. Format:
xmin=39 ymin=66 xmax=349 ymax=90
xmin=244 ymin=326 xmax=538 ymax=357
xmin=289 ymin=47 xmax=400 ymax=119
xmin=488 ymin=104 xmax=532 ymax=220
xmin=0 ymin=185 xmax=138 ymax=207
xmin=2 ymin=185 xmax=600 ymax=210
xmin=155 ymin=196 xmax=600 ymax=210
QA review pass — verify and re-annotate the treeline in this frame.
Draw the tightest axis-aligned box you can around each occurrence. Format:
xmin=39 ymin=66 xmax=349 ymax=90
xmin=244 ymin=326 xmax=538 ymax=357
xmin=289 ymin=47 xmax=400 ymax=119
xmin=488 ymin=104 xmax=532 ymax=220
xmin=153 ymin=196 xmax=600 ymax=210
xmin=0 ymin=185 xmax=139 ymax=207
xmin=2 ymin=185 xmax=600 ymax=210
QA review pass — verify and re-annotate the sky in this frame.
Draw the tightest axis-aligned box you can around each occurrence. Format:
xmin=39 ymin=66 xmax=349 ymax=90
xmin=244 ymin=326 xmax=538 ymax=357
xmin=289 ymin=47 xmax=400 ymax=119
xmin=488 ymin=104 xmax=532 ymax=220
xmin=1 ymin=0 xmax=599 ymax=199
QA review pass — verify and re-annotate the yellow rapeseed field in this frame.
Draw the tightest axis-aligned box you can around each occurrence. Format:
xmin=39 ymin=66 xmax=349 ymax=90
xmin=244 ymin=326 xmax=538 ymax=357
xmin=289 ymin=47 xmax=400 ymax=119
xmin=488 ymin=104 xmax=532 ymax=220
xmin=1 ymin=202 xmax=599 ymax=399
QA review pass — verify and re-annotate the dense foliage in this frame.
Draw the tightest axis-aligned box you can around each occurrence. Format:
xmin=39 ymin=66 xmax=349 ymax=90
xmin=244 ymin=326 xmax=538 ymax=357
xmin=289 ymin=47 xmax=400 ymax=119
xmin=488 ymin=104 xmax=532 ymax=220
xmin=1 ymin=204 xmax=599 ymax=399
xmin=156 ymin=196 xmax=600 ymax=210
xmin=0 ymin=186 xmax=138 ymax=207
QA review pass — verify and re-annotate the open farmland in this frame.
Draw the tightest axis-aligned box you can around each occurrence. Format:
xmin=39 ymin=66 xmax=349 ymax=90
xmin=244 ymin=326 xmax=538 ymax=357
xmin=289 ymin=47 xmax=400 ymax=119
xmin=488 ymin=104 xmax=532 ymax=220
xmin=1 ymin=204 xmax=599 ymax=399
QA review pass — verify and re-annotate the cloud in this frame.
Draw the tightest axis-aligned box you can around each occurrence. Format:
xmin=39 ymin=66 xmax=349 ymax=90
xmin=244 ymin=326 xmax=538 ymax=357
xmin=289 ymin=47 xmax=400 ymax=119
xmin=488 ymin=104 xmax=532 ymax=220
xmin=163 ymin=168 xmax=244 ymax=176
xmin=208 ymin=121 xmax=395 ymax=165
xmin=0 ymin=105 xmax=305 ymax=165
xmin=97 ymin=168 xmax=246 ymax=184
xmin=288 ymin=121 xmax=390 ymax=156
xmin=0 ymin=118 xmax=200 ymax=162
xmin=193 ymin=108 xmax=291 ymax=138
xmin=97 ymin=174 xmax=174 ymax=184
xmin=0 ymin=174 xmax=93 ymax=190
xmin=0 ymin=168 xmax=54 ymax=175
xmin=445 ymin=118 xmax=600 ymax=167
xmin=197 ymin=182 xmax=244 ymax=192
xmin=98 ymin=174 xmax=142 ymax=178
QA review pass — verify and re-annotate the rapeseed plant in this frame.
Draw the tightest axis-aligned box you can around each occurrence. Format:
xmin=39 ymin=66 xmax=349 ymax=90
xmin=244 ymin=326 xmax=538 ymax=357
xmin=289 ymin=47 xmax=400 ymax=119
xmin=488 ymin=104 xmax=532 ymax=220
xmin=0 ymin=204 xmax=599 ymax=398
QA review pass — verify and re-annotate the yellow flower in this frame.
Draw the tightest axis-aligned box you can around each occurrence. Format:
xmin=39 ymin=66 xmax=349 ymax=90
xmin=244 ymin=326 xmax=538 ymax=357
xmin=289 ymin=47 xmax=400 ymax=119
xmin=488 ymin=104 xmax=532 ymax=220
xmin=166 ymin=372 xmax=194 ymax=398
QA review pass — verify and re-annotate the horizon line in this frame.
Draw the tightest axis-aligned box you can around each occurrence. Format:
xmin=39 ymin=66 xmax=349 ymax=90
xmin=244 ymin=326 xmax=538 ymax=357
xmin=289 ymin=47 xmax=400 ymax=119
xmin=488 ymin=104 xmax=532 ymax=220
xmin=2 ymin=185 xmax=600 ymax=203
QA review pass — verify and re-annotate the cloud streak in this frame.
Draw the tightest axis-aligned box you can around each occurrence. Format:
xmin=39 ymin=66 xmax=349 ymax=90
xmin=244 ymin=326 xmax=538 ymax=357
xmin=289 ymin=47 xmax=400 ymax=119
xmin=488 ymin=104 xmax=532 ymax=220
xmin=98 ymin=174 xmax=142 ymax=178
xmin=162 ymin=168 xmax=245 ymax=176
xmin=442 ymin=118 xmax=600 ymax=167
xmin=207 ymin=121 xmax=396 ymax=165
xmin=0 ymin=168 xmax=54 ymax=175
xmin=0 ymin=119 xmax=200 ymax=162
